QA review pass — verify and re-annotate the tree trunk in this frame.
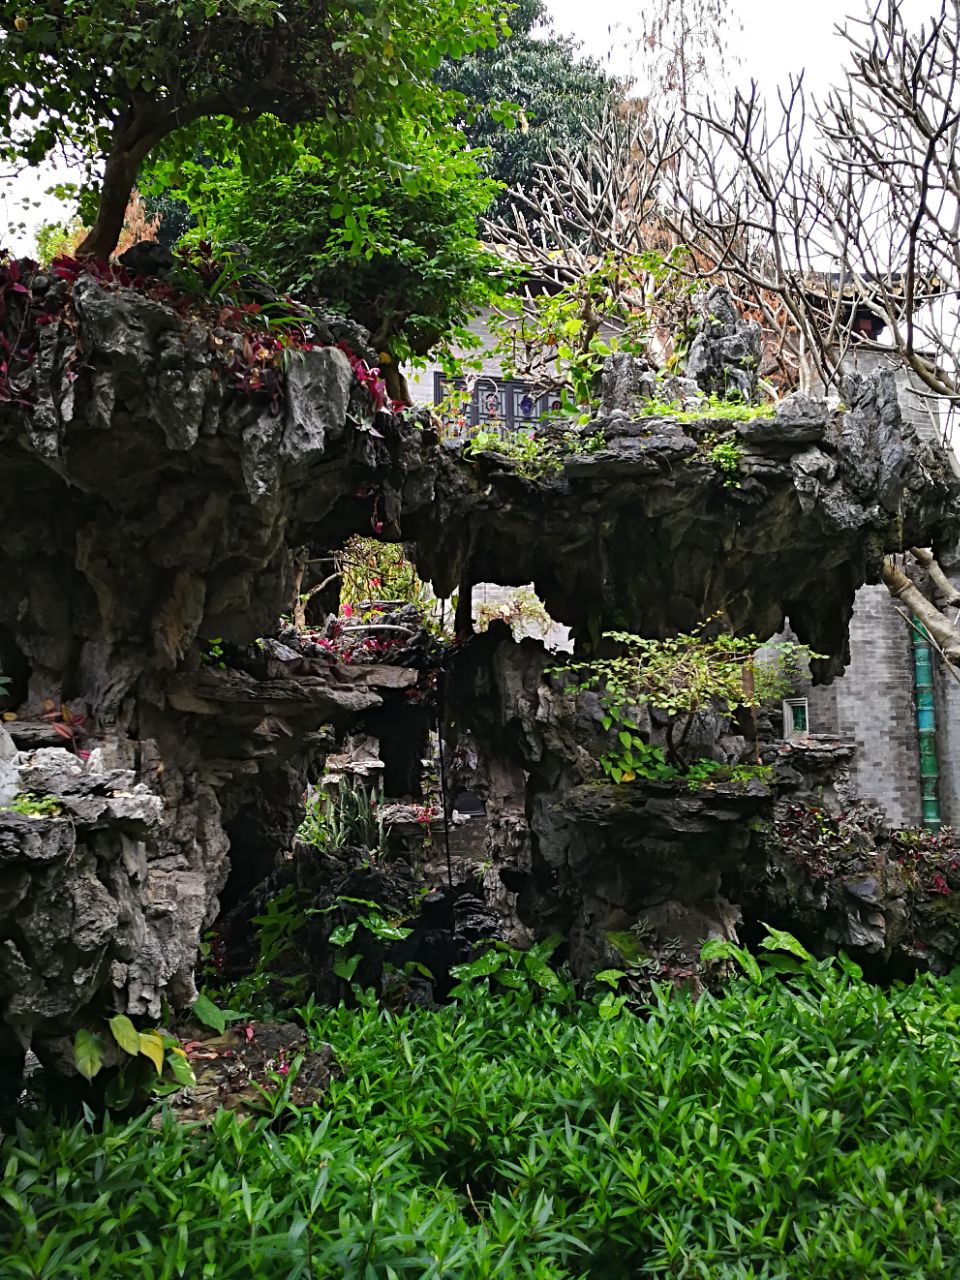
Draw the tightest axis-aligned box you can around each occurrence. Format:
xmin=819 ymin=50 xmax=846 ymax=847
xmin=909 ymin=547 xmax=960 ymax=606
xmin=75 ymin=145 xmax=141 ymax=261
xmin=882 ymin=558 xmax=960 ymax=665
xmin=381 ymin=359 xmax=411 ymax=407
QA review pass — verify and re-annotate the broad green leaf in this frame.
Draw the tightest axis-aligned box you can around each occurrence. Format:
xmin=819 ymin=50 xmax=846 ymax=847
xmin=73 ymin=1029 xmax=105 ymax=1081
xmin=108 ymin=1013 xmax=140 ymax=1056
xmin=449 ymin=949 xmax=506 ymax=980
xmin=595 ymin=969 xmax=627 ymax=987
xmin=759 ymin=924 xmax=813 ymax=962
xmin=192 ymin=992 xmax=226 ymax=1034
xmin=334 ymin=953 xmax=361 ymax=981
xmin=598 ymin=991 xmax=626 ymax=1020
xmin=329 ymin=922 xmax=358 ymax=947
xmin=166 ymin=1048 xmax=196 ymax=1087
xmin=359 ymin=913 xmax=412 ymax=942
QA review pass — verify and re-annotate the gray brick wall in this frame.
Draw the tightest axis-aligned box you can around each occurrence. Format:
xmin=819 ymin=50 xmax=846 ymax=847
xmin=830 ymin=586 xmax=923 ymax=827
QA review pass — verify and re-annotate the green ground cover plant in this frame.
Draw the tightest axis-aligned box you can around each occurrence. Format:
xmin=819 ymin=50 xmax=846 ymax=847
xmin=3 ymin=945 xmax=960 ymax=1278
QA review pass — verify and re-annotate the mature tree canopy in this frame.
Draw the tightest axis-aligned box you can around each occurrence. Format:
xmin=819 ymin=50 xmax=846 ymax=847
xmin=0 ymin=0 xmax=505 ymax=259
xmin=436 ymin=0 xmax=616 ymax=215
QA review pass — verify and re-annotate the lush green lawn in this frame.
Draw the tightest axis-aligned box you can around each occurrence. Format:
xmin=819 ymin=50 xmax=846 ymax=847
xmin=2 ymin=957 xmax=960 ymax=1278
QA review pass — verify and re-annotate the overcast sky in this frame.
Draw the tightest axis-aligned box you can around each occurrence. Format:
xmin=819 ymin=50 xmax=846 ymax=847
xmin=545 ymin=0 xmax=939 ymax=91
xmin=1 ymin=0 xmax=945 ymax=251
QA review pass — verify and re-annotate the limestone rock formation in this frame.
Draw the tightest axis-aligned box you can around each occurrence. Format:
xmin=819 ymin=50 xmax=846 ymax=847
xmin=409 ymin=374 xmax=957 ymax=669
xmin=685 ymin=284 xmax=762 ymax=399
xmin=1 ymin=268 xmax=958 ymax=1088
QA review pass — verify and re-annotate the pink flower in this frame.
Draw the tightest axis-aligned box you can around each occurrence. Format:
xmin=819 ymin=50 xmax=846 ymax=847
xmin=342 ymin=602 xmax=354 ymax=618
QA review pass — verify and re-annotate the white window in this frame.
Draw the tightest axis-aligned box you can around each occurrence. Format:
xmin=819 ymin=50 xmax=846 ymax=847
xmin=783 ymin=698 xmax=810 ymax=739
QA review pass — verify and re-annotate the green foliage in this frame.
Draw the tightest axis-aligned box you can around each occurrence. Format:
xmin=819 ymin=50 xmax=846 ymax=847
xmin=185 ymin=128 xmax=504 ymax=365
xmin=33 ymin=217 xmax=84 ymax=265
xmin=1 ymin=0 xmax=505 ymax=254
xmin=0 ymin=792 xmax=62 ymax=818
xmin=191 ymin=993 xmax=245 ymax=1037
xmin=476 ymin=586 xmax=554 ymax=642
xmin=435 ymin=0 xmax=616 ymax=218
xmin=336 ymin=537 xmax=430 ymax=614
xmin=203 ymin=884 xmax=314 ymax=1017
xmin=462 ymin=423 xmax=610 ymax=482
xmin=557 ymin=622 xmax=819 ymax=776
xmin=639 ymin=392 xmax=777 ymax=423
xmin=298 ymin=779 xmax=386 ymax=860
xmin=492 ymin=249 xmax=694 ymax=414
xmin=462 ymin=427 xmax=562 ymax=479
xmin=316 ymin=895 xmax=414 ymax=986
xmin=448 ymin=935 xmax=571 ymax=1001
xmin=200 ymin=636 xmax=226 ymax=669
xmin=72 ymin=1019 xmax=196 ymax=1107
xmin=8 ymin=959 xmax=960 ymax=1276
xmin=706 ymin=434 xmax=744 ymax=487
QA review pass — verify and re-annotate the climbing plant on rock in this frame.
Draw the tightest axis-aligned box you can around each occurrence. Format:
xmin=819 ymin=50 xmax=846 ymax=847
xmin=0 ymin=0 xmax=505 ymax=260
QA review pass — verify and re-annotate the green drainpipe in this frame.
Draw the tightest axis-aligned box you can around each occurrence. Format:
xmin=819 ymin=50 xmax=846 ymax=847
xmin=911 ymin=616 xmax=942 ymax=831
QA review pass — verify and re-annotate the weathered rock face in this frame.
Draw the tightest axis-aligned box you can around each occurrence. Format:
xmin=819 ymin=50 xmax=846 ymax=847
xmin=1 ymin=272 xmax=957 ymax=1084
xmin=0 ymin=273 xmax=445 ymax=1080
xmin=685 ymin=284 xmax=762 ymax=399
xmin=442 ymin=624 xmax=766 ymax=978
xmin=408 ymin=376 xmax=958 ymax=671
xmin=443 ymin=626 xmax=960 ymax=983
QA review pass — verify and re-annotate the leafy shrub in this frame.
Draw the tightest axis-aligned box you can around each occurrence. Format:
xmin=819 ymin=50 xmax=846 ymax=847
xmin=556 ymin=621 xmax=817 ymax=779
xmin=5 ymin=954 xmax=960 ymax=1277
xmin=298 ymin=779 xmax=386 ymax=859
xmin=639 ymin=392 xmax=777 ymax=423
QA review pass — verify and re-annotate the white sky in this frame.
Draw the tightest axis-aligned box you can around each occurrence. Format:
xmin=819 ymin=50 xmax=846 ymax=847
xmin=0 ymin=0 xmax=945 ymax=252
xmin=546 ymin=0 xmax=939 ymax=91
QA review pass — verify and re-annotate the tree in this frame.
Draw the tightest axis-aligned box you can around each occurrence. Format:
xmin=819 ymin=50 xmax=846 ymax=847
xmin=484 ymin=103 xmax=707 ymax=406
xmin=0 ymin=0 xmax=504 ymax=260
xmin=187 ymin=126 xmax=504 ymax=400
xmin=560 ymin=624 xmax=812 ymax=776
xmin=436 ymin=0 xmax=616 ymax=216
xmin=674 ymin=0 xmax=960 ymax=401
xmin=634 ymin=0 xmax=741 ymax=116
xmin=671 ymin=0 xmax=960 ymax=665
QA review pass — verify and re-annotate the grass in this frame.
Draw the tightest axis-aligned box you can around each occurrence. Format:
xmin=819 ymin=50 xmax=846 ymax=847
xmin=2 ymin=954 xmax=960 ymax=1278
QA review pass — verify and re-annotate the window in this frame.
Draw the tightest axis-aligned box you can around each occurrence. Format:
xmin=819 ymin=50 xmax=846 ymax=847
xmin=434 ymin=374 xmax=562 ymax=439
xmin=782 ymin=698 xmax=810 ymax=740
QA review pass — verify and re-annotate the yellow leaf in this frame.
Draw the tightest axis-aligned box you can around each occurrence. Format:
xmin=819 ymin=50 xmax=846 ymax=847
xmin=620 ymin=770 xmax=636 ymax=782
xmin=2 ymin=712 xmax=16 ymax=722
xmin=138 ymin=1031 xmax=164 ymax=1075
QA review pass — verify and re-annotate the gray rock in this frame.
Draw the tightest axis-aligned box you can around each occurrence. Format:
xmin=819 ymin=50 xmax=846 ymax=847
xmin=118 ymin=242 xmax=175 ymax=278
xmin=281 ymin=347 xmax=354 ymax=465
xmin=685 ymin=285 xmax=762 ymax=400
